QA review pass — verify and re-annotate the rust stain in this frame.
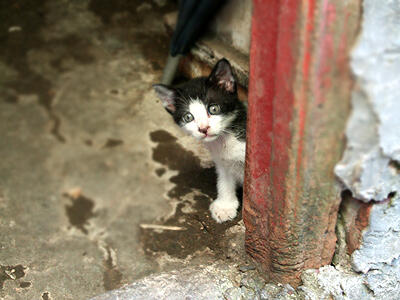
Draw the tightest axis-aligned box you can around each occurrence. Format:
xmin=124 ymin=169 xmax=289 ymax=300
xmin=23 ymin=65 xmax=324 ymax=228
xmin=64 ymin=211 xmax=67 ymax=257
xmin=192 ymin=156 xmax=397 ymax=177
xmin=293 ymin=0 xmax=316 ymax=217
xmin=347 ymin=200 xmax=373 ymax=254
xmin=341 ymin=191 xmax=373 ymax=254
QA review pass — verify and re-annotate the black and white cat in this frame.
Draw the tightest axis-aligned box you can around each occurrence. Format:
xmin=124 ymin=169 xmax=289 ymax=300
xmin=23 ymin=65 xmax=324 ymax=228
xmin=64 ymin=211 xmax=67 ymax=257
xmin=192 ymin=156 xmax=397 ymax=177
xmin=153 ymin=58 xmax=246 ymax=223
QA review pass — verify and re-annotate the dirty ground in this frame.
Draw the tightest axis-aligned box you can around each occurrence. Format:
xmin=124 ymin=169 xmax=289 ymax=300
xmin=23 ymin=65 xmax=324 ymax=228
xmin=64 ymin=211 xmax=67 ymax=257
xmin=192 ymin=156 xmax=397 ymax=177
xmin=0 ymin=1 xmax=246 ymax=299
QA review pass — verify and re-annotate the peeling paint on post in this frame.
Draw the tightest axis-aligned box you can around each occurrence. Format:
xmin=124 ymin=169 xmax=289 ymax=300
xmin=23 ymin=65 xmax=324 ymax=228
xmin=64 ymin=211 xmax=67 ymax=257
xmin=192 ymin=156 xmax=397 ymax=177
xmin=243 ymin=0 xmax=362 ymax=286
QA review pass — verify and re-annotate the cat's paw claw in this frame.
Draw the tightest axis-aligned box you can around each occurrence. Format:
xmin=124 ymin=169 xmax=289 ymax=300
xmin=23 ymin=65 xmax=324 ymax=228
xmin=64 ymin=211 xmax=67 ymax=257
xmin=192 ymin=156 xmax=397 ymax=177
xmin=209 ymin=199 xmax=238 ymax=223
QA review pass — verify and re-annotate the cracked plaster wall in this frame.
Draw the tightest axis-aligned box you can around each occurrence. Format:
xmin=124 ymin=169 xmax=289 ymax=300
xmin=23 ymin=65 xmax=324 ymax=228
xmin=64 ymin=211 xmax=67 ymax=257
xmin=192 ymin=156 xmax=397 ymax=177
xmin=307 ymin=0 xmax=400 ymax=299
xmin=335 ymin=0 xmax=400 ymax=202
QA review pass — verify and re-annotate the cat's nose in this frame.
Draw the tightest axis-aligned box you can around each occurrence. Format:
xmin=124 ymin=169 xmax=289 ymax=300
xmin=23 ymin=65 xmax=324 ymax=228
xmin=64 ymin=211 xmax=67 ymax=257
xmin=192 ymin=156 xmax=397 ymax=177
xmin=198 ymin=126 xmax=210 ymax=134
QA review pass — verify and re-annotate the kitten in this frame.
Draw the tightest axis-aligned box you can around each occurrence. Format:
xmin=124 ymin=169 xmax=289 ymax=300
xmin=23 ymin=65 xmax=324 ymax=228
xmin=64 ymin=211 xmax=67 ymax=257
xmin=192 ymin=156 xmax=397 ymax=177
xmin=153 ymin=58 xmax=246 ymax=223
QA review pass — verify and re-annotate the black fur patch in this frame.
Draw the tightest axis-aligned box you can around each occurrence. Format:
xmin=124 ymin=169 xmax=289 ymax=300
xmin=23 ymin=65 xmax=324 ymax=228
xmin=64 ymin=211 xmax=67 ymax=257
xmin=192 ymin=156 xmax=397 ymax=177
xmin=154 ymin=59 xmax=247 ymax=141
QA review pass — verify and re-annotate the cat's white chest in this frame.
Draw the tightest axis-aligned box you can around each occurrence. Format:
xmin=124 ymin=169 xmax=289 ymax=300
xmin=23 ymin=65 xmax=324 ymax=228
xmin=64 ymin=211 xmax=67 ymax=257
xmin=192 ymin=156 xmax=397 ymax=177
xmin=206 ymin=134 xmax=245 ymax=161
xmin=205 ymin=134 xmax=246 ymax=182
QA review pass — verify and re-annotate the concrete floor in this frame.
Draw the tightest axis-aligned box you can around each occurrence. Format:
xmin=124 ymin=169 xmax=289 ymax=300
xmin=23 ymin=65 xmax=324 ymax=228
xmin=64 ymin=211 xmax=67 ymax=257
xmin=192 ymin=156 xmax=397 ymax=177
xmin=0 ymin=1 xmax=244 ymax=299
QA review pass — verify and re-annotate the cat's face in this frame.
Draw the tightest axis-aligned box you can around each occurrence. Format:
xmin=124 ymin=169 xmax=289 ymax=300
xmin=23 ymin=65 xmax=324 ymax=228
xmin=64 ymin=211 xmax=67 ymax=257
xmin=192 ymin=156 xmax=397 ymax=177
xmin=153 ymin=59 xmax=239 ymax=142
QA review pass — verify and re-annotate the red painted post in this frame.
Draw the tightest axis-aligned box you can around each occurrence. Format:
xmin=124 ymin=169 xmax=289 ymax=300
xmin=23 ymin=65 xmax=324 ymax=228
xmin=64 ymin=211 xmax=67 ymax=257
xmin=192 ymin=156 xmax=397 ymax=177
xmin=243 ymin=0 xmax=362 ymax=286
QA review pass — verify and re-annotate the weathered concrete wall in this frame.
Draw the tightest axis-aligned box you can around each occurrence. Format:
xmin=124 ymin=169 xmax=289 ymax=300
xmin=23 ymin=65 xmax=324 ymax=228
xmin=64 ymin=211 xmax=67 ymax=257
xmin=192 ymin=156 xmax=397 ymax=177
xmin=210 ymin=0 xmax=252 ymax=55
xmin=352 ymin=196 xmax=400 ymax=298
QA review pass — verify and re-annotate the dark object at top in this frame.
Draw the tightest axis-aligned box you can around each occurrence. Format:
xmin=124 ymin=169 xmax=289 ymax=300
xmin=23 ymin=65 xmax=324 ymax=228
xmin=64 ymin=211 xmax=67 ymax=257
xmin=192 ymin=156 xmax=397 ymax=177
xmin=170 ymin=0 xmax=226 ymax=56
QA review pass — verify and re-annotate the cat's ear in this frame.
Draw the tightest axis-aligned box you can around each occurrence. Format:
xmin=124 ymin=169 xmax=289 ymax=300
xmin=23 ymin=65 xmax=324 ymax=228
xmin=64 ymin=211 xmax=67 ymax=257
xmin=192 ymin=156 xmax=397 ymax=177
xmin=208 ymin=58 xmax=236 ymax=93
xmin=153 ymin=84 xmax=176 ymax=113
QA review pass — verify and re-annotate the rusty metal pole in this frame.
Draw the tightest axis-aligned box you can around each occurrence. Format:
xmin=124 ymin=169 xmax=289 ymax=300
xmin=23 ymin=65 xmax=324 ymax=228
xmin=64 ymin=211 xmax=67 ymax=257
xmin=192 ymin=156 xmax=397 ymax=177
xmin=243 ymin=0 xmax=362 ymax=286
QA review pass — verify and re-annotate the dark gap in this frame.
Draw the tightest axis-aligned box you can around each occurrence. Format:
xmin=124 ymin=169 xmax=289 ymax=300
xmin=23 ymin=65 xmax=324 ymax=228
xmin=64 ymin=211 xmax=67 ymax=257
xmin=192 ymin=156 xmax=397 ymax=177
xmin=340 ymin=189 xmax=353 ymax=200
xmin=389 ymin=160 xmax=400 ymax=173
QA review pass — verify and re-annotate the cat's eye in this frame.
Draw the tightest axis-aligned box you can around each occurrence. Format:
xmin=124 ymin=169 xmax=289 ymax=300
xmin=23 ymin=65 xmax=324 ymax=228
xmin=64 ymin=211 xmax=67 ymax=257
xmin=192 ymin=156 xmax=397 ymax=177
xmin=208 ymin=104 xmax=221 ymax=115
xmin=183 ymin=112 xmax=194 ymax=123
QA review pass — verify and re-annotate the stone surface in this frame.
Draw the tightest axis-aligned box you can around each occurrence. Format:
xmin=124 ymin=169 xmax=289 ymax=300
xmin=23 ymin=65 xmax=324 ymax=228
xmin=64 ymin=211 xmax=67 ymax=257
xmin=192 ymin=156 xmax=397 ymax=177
xmin=299 ymin=266 xmax=373 ymax=300
xmin=352 ymin=195 xmax=400 ymax=273
xmin=92 ymin=262 xmax=305 ymax=300
xmin=0 ymin=0 xmax=246 ymax=299
xmin=363 ymin=257 xmax=400 ymax=300
xmin=91 ymin=196 xmax=400 ymax=299
xmin=92 ymin=264 xmax=237 ymax=300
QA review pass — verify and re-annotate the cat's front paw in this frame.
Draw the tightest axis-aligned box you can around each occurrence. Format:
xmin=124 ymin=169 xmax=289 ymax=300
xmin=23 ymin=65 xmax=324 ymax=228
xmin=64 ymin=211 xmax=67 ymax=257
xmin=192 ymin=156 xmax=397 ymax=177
xmin=209 ymin=198 xmax=239 ymax=223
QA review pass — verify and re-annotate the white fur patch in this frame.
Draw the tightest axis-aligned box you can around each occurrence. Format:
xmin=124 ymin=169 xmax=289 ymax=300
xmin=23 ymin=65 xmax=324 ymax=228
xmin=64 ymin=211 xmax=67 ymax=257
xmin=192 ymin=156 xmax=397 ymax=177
xmin=189 ymin=100 xmax=208 ymax=128
xmin=206 ymin=134 xmax=245 ymax=223
xmin=210 ymin=197 xmax=239 ymax=223
xmin=179 ymin=98 xmax=246 ymax=223
xmin=181 ymin=99 xmax=228 ymax=142
xmin=205 ymin=134 xmax=246 ymax=183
